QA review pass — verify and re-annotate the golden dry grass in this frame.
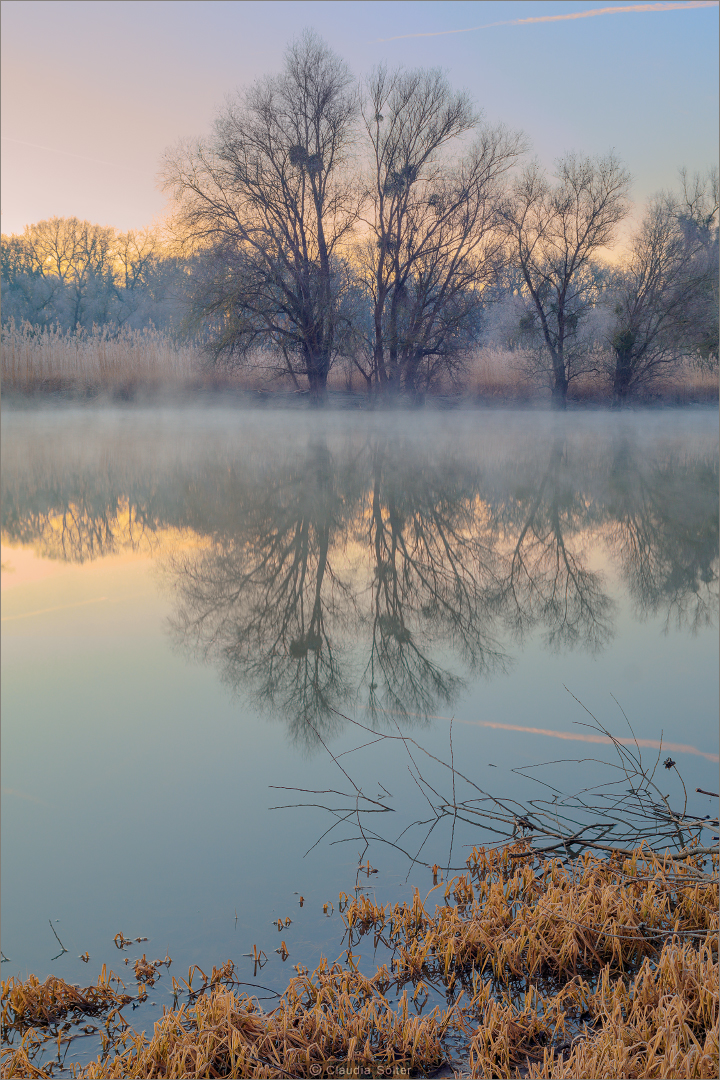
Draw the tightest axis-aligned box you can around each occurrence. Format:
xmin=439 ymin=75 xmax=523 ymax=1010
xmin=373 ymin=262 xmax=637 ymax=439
xmin=0 ymin=966 xmax=133 ymax=1079
xmin=73 ymin=959 xmax=451 ymax=1079
xmin=3 ymin=321 xmax=716 ymax=401
xmin=1 ymin=845 xmax=716 ymax=1079
xmin=0 ymin=961 xmax=450 ymax=1079
xmin=342 ymin=844 xmax=718 ymax=988
xmin=1 ymin=321 xmax=204 ymax=393
xmin=524 ymin=940 xmax=718 ymax=1079
xmin=1 ymin=967 xmax=131 ymax=1028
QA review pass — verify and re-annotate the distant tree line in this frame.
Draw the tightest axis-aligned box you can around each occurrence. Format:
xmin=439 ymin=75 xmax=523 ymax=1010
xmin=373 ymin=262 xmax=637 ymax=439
xmin=0 ymin=217 xmax=186 ymax=333
xmin=2 ymin=31 xmax=717 ymax=406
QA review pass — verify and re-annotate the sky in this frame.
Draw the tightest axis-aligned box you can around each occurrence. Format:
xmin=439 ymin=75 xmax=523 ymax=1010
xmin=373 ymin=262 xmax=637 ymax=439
xmin=1 ymin=0 xmax=718 ymax=240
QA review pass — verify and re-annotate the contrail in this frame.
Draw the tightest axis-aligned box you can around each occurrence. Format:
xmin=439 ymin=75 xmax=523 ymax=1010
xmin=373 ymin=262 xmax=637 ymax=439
xmin=1 ymin=787 xmax=51 ymax=808
xmin=381 ymin=710 xmax=719 ymax=762
xmin=450 ymin=716 xmax=720 ymax=763
xmin=374 ymin=1 xmax=718 ymax=43
xmin=1 ymin=597 xmax=108 ymax=622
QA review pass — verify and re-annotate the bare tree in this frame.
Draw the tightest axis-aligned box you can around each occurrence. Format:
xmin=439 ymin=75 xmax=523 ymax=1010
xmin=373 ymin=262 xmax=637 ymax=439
xmin=19 ymin=217 xmax=115 ymax=287
xmin=608 ymin=169 xmax=719 ymax=405
xmin=1 ymin=219 xmax=182 ymax=332
xmin=162 ymin=31 xmax=359 ymax=399
xmin=503 ymin=153 xmax=631 ymax=408
xmin=359 ymin=67 xmax=523 ymax=396
xmin=3 ymin=217 xmax=116 ymax=328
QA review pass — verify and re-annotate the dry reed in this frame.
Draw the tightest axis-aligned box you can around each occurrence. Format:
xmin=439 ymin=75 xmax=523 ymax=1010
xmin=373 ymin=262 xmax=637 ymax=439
xmin=340 ymin=843 xmax=718 ymax=1077
xmin=2 ymin=845 xmax=716 ymax=1078
xmin=3 ymin=321 xmax=716 ymax=401
xmin=1 ymin=321 xmax=203 ymax=393
xmin=77 ymin=960 xmax=449 ymax=1078
xmin=341 ymin=844 xmax=717 ymax=989
xmin=1 ymin=968 xmax=131 ymax=1028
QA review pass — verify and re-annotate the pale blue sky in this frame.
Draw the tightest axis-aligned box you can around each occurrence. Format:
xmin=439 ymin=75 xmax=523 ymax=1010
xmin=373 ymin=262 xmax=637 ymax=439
xmin=1 ymin=1 xmax=718 ymax=238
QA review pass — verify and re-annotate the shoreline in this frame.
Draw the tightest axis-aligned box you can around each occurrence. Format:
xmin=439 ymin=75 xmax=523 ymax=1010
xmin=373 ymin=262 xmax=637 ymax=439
xmin=2 ymin=843 xmax=717 ymax=1080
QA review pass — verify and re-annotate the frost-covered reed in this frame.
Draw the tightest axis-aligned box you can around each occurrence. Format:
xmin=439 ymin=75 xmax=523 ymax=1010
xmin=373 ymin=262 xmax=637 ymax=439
xmin=1 ymin=320 xmax=202 ymax=392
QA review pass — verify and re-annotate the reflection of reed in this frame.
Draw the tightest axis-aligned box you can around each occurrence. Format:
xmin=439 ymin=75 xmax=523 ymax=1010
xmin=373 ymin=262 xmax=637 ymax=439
xmin=2 ymin=419 xmax=717 ymax=738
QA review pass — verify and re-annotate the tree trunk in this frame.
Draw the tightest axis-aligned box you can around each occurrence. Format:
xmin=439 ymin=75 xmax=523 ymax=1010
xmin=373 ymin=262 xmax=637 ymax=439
xmin=612 ymin=347 xmax=633 ymax=408
xmin=402 ymin=350 xmax=424 ymax=404
xmin=306 ymin=350 xmax=329 ymax=404
xmin=550 ymin=350 xmax=568 ymax=410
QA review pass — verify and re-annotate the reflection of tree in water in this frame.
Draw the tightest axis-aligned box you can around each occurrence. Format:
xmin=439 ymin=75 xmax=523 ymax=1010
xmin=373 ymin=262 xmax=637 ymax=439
xmin=1 ymin=470 xmax=166 ymax=563
xmin=491 ymin=438 xmax=614 ymax=652
xmin=604 ymin=438 xmax=719 ymax=632
xmin=3 ymin=419 xmax=716 ymax=741
xmin=168 ymin=437 xmax=513 ymax=737
xmin=363 ymin=438 xmax=505 ymax=720
xmin=168 ymin=442 xmax=360 ymax=742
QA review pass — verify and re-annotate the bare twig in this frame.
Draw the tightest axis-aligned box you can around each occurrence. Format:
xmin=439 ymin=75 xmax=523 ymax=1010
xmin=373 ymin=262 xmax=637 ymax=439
xmin=49 ymin=921 xmax=68 ymax=961
xmin=276 ymin=698 xmax=717 ymax=877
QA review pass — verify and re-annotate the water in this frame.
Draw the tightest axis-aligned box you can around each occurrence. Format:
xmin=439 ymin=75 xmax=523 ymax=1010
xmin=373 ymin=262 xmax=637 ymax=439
xmin=1 ymin=403 xmax=718 ymax=1069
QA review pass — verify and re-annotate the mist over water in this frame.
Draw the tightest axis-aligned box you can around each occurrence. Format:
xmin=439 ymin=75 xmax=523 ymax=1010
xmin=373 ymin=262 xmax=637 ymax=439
xmin=1 ymin=403 xmax=718 ymax=1069
xmin=3 ymin=405 xmax=717 ymax=727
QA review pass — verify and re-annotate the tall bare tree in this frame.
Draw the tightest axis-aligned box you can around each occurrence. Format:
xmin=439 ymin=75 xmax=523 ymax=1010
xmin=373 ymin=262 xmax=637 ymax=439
xmin=608 ymin=169 xmax=719 ymax=404
xmin=358 ymin=68 xmax=523 ymax=395
xmin=162 ymin=31 xmax=358 ymax=399
xmin=503 ymin=153 xmax=631 ymax=408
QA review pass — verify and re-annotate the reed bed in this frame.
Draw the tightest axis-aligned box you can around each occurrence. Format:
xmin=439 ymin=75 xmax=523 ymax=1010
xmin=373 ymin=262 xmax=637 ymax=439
xmin=1 ymin=321 xmax=205 ymax=393
xmin=340 ymin=843 xmax=718 ymax=1077
xmin=1 ymin=967 xmax=133 ymax=1080
xmin=462 ymin=346 xmax=719 ymax=405
xmin=77 ymin=961 xmax=451 ymax=1079
xmin=3 ymin=963 xmax=450 ymax=1079
xmin=524 ymin=941 xmax=718 ymax=1079
xmin=1 ymin=845 xmax=717 ymax=1078
xmin=4 ymin=322 xmax=716 ymax=402
xmin=342 ymin=844 xmax=718 ymax=988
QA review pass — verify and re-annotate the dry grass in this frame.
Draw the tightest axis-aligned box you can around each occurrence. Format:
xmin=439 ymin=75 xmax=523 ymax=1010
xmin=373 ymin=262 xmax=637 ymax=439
xmin=74 ymin=960 xmax=451 ymax=1078
xmin=342 ymin=844 xmax=718 ymax=988
xmin=462 ymin=347 xmax=540 ymax=401
xmin=1 ymin=967 xmax=133 ymax=1079
xmin=1 ymin=968 xmax=131 ymax=1028
xmin=60 ymin=960 xmax=445 ymax=1079
xmin=1 ymin=845 xmax=717 ymax=1079
xmin=0 ymin=321 xmax=206 ymax=394
xmin=463 ymin=347 xmax=719 ymax=405
xmin=524 ymin=940 xmax=718 ymax=1079
xmin=341 ymin=843 xmax=718 ymax=1077
xmin=3 ymin=322 xmax=716 ymax=402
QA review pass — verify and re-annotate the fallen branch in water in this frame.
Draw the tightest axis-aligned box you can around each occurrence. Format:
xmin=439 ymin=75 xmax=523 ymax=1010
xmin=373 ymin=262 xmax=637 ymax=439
xmin=277 ymin=693 xmax=718 ymax=879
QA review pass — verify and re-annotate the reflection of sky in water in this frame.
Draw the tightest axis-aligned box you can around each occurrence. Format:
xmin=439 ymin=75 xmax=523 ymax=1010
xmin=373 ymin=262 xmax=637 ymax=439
xmin=1 ymin=406 xmax=718 ymax=1063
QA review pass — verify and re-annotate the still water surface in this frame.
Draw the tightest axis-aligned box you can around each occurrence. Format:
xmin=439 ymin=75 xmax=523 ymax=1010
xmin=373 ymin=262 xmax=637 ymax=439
xmin=1 ymin=404 xmax=718 ymax=1065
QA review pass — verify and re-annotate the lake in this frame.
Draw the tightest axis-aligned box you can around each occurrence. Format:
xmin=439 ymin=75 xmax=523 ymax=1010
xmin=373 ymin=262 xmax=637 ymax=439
xmin=1 ymin=403 xmax=718 ymax=1071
